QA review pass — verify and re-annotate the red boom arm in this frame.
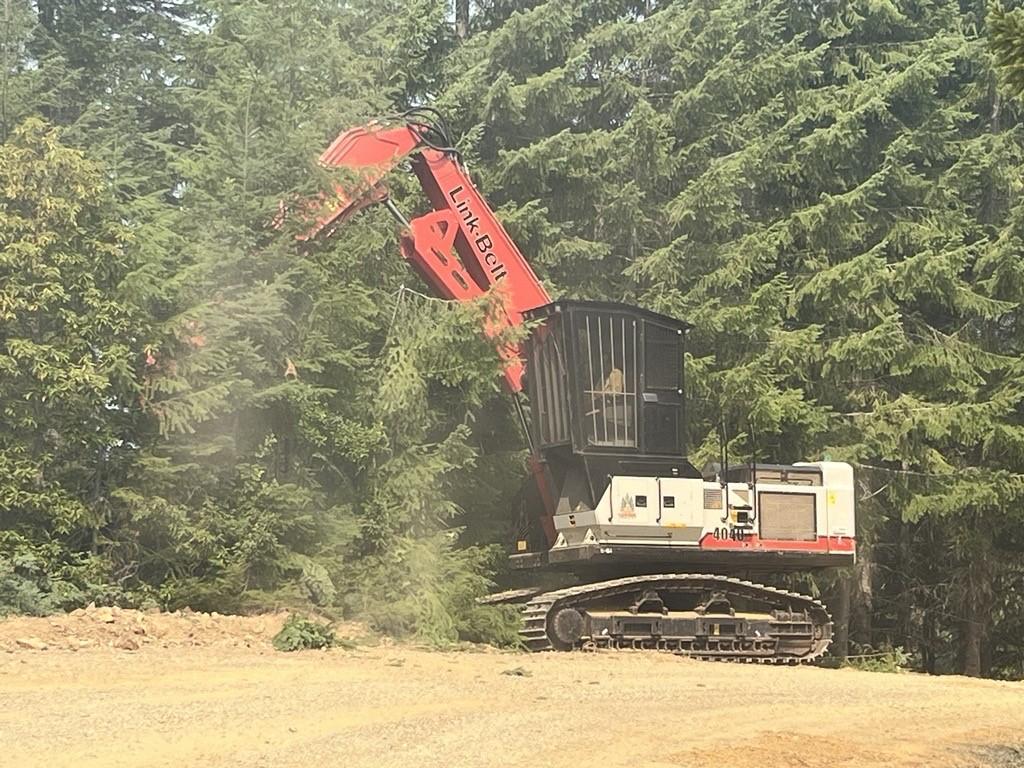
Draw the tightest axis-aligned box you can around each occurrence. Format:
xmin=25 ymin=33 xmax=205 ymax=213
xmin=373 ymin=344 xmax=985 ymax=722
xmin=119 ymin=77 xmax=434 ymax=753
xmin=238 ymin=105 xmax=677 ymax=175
xmin=304 ymin=111 xmax=558 ymax=544
xmin=308 ymin=111 xmax=550 ymax=392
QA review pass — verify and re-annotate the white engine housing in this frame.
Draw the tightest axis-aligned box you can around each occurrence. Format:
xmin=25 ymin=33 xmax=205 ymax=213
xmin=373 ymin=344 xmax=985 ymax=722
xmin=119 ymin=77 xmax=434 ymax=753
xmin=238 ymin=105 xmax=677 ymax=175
xmin=546 ymin=461 xmax=855 ymax=568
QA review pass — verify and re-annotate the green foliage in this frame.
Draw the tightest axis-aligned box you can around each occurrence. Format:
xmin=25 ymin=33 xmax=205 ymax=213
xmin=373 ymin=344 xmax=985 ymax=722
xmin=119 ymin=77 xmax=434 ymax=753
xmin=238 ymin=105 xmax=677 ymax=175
xmin=844 ymin=644 xmax=912 ymax=674
xmin=0 ymin=553 xmax=61 ymax=617
xmin=0 ymin=526 xmax=122 ymax=616
xmin=990 ymin=3 xmax=1024 ymax=98
xmin=95 ymin=0 xmax=510 ymax=641
xmin=0 ymin=117 xmax=144 ymax=610
xmin=272 ymin=614 xmax=337 ymax=651
xmin=344 ymin=538 xmax=521 ymax=646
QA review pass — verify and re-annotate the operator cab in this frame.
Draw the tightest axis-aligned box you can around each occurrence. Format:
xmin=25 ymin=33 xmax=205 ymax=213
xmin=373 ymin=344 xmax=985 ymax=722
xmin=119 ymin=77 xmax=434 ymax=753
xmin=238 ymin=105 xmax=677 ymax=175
xmin=522 ymin=300 xmax=690 ymax=460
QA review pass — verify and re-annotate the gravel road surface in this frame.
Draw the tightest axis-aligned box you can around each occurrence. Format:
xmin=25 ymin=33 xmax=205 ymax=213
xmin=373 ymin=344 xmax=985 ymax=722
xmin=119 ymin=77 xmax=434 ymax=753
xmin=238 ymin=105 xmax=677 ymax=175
xmin=2 ymin=642 xmax=1022 ymax=767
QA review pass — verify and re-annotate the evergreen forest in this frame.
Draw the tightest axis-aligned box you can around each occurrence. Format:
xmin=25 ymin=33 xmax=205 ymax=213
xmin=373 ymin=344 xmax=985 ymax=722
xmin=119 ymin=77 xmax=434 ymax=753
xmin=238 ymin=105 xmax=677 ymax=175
xmin=3 ymin=0 xmax=1024 ymax=679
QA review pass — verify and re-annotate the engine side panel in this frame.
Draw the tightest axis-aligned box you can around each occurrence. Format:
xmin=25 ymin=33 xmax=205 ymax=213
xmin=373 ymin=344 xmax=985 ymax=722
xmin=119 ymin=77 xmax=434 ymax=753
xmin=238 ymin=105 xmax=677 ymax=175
xmin=536 ymin=461 xmax=856 ymax=572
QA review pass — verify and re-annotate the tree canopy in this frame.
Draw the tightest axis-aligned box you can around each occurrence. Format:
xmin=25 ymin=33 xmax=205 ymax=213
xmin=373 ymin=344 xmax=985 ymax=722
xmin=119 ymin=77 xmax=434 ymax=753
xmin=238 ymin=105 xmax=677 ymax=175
xmin=1 ymin=0 xmax=1023 ymax=677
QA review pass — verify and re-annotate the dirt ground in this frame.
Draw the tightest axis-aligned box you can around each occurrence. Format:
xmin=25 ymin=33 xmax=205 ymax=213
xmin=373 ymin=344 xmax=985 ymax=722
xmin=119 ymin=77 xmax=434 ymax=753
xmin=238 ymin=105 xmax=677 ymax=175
xmin=1 ymin=611 xmax=1023 ymax=768
xmin=0 ymin=604 xmax=298 ymax=653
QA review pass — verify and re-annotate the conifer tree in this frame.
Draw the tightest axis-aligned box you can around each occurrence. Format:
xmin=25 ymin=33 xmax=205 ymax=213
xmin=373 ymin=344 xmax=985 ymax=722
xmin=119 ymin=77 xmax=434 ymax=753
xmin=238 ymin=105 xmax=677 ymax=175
xmin=115 ymin=0 xmax=519 ymax=638
xmin=113 ymin=0 xmax=395 ymax=608
xmin=990 ymin=2 xmax=1024 ymax=97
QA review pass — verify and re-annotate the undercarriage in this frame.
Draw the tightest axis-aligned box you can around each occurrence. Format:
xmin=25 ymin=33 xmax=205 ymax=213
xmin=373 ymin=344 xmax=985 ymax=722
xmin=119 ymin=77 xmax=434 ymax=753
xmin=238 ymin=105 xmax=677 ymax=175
xmin=487 ymin=574 xmax=832 ymax=664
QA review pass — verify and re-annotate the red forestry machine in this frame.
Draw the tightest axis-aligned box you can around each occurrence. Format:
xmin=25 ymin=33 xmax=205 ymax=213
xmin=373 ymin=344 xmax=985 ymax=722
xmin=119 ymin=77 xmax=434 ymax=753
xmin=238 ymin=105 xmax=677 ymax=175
xmin=301 ymin=108 xmax=856 ymax=663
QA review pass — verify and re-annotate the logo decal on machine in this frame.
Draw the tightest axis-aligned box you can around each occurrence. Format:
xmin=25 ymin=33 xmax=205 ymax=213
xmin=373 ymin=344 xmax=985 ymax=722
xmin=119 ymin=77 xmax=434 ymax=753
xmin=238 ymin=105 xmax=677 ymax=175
xmin=619 ymin=494 xmax=636 ymax=519
xmin=447 ymin=185 xmax=508 ymax=282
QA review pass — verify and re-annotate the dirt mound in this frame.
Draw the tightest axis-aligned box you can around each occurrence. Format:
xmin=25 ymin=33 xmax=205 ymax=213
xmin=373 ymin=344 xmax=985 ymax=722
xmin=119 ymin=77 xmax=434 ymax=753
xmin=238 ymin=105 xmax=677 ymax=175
xmin=0 ymin=604 xmax=334 ymax=652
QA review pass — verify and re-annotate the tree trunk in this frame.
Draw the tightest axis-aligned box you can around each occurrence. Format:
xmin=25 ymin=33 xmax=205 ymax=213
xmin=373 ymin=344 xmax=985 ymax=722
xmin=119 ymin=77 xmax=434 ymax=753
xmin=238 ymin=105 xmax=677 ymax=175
xmin=455 ymin=0 xmax=470 ymax=39
xmin=36 ymin=0 xmax=55 ymax=32
xmin=922 ymin=610 xmax=937 ymax=674
xmin=981 ymin=630 xmax=993 ymax=678
xmin=962 ymin=613 xmax=983 ymax=677
xmin=832 ymin=572 xmax=851 ymax=660
xmin=851 ymin=542 xmax=874 ymax=647
xmin=896 ymin=518 xmax=914 ymax=657
xmin=960 ymin=519 xmax=994 ymax=678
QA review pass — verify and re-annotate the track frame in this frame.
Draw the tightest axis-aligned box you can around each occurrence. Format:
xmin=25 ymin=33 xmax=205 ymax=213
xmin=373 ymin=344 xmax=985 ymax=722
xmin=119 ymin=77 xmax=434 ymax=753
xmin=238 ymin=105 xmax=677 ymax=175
xmin=513 ymin=574 xmax=832 ymax=664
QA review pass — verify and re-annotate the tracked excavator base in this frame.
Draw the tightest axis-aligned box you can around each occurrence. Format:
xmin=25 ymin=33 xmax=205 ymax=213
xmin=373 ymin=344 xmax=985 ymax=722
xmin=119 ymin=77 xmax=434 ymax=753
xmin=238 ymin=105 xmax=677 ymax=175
xmin=490 ymin=574 xmax=832 ymax=664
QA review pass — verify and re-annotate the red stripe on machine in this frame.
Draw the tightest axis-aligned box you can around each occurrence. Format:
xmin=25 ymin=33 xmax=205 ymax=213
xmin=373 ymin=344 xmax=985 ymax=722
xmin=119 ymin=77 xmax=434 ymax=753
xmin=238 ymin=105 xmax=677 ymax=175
xmin=698 ymin=535 xmax=855 ymax=553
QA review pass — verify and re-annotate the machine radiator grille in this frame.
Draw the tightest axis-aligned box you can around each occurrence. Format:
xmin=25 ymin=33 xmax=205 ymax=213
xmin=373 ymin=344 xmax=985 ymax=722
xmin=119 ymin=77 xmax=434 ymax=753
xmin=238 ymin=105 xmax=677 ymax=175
xmin=758 ymin=492 xmax=816 ymax=541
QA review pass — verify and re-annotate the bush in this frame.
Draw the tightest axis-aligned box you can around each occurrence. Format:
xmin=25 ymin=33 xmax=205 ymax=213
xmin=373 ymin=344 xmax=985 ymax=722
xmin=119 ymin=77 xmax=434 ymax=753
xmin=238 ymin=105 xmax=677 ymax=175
xmin=0 ymin=566 xmax=57 ymax=617
xmin=0 ymin=551 xmax=91 ymax=617
xmin=843 ymin=644 xmax=911 ymax=673
xmin=342 ymin=539 xmax=523 ymax=647
xmin=272 ymin=614 xmax=337 ymax=651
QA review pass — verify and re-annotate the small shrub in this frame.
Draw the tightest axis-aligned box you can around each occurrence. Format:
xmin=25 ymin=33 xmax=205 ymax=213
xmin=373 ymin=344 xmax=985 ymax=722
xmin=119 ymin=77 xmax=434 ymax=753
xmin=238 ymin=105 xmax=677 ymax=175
xmin=272 ymin=614 xmax=337 ymax=651
xmin=843 ymin=644 xmax=910 ymax=673
xmin=0 ymin=567 xmax=55 ymax=617
xmin=0 ymin=553 xmax=81 ymax=617
xmin=342 ymin=540 xmax=524 ymax=648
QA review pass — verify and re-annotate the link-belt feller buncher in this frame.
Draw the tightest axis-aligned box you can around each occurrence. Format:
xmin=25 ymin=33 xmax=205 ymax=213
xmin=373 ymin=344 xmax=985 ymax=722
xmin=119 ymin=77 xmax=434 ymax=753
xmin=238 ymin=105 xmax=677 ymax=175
xmin=301 ymin=108 xmax=856 ymax=663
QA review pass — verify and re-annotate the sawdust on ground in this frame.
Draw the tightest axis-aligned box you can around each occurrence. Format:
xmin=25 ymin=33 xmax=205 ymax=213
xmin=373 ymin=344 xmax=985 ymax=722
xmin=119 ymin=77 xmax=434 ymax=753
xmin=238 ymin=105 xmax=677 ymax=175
xmin=1 ymin=610 xmax=1022 ymax=768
